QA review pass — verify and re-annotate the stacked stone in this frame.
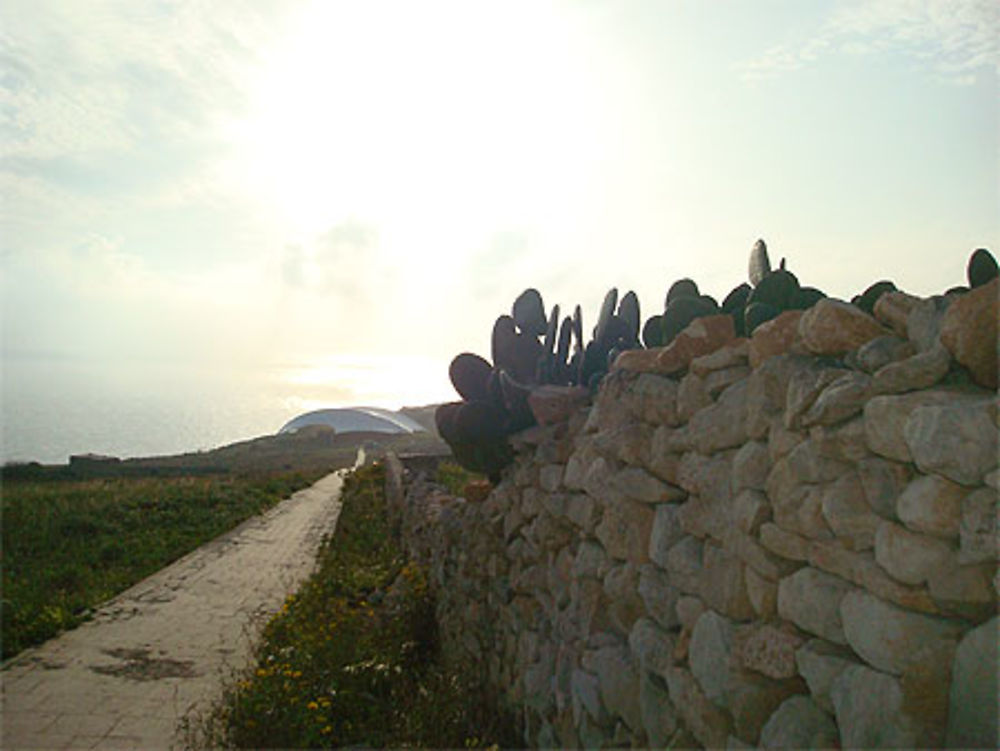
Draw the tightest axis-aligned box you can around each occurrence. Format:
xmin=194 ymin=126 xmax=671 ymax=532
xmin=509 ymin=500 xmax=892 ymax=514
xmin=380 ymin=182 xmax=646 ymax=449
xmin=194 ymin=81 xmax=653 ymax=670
xmin=389 ymin=279 xmax=997 ymax=748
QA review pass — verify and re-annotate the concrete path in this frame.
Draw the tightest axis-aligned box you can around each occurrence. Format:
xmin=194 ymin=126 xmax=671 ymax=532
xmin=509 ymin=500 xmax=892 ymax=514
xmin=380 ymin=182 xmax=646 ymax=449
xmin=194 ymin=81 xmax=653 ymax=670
xmin=1 ymin=470 xmax=347 ymax=750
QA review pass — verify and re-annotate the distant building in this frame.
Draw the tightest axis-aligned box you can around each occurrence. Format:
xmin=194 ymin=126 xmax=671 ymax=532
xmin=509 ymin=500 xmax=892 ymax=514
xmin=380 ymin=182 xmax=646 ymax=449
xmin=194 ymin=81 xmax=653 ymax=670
xmin=278 ymin=407 xmax=426 ymax=436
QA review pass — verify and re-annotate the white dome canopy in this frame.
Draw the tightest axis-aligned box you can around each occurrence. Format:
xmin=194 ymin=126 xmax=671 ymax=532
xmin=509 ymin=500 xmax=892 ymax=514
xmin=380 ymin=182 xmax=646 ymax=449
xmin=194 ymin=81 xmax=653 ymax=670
xmin=278 ymin=407 xmax=425 ymax=436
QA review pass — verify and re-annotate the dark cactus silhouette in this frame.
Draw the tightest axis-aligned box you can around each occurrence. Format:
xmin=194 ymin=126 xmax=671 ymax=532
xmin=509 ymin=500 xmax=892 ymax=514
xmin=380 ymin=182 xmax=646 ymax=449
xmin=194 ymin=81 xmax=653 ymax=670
xmin=438 ymin=240 xmax=994 ymax=484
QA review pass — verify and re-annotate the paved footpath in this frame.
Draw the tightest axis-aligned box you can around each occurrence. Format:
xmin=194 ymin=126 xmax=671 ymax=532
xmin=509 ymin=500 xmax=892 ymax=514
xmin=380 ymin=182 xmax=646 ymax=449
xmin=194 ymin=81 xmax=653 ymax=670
xmin=1 ymin=470 xmax=347 ymax=750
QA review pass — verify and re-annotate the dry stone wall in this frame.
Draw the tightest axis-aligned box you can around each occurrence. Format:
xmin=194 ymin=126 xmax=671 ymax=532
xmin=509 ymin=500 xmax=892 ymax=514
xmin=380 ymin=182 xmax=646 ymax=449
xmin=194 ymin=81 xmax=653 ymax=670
xmin=387 ymin=281 xmax=998 ymax=749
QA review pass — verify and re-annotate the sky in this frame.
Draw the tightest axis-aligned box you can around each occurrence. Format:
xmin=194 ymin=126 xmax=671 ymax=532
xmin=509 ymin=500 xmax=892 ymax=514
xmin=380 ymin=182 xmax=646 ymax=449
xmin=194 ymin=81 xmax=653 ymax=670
xmin=2 ymin=0 xmax=998 ymax=420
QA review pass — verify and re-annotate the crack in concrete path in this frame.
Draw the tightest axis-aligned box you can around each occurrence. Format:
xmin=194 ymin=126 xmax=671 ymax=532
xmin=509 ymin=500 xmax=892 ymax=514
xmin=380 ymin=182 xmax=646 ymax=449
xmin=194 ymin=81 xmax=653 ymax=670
xmin=1 ymin=470 xmax=346 ymax=750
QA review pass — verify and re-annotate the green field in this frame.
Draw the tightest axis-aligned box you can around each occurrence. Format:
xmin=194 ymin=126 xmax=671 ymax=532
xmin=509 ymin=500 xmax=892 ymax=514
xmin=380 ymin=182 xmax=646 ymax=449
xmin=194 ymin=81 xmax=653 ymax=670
xmin=1 ymin=470 xmax=325 ymax=660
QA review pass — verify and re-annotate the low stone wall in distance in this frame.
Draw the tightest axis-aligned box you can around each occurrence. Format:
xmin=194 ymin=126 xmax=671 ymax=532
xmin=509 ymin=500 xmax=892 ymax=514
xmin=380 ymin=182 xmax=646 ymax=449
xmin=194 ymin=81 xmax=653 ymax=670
xmin=386 ymin=283 xmax=998 ymax=749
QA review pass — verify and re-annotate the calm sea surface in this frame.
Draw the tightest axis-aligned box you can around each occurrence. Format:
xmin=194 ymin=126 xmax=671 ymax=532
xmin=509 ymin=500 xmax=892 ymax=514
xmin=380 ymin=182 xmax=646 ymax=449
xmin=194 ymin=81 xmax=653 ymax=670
xmin=1 ymin=358 xmax=321 ymax=464
xmin=2 ymin=355 xmax=453 ymax=465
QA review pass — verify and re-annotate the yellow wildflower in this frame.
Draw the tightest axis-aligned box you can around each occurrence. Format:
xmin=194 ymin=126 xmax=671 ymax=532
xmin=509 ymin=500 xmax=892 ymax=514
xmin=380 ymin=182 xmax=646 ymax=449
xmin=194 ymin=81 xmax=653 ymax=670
xmin=307 ymin=701 xmax=319 ymax=710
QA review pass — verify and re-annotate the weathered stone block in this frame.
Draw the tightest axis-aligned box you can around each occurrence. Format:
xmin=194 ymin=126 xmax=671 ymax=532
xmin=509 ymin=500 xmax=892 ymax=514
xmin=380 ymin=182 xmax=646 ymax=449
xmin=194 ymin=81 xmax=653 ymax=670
xmin=897 ymin=474 xmax=966 ymax=539
xmin=690 ymin=609 xmax=735 ymax=704
xmin=677 ymin=371 xmax=711 ymax=422
xmin=872 ymin=342 xmax=951 ymax=395
xmin=592 ymin=645 xmax=642 ymax=732
xmin=665 ymin=666 xmax=733 ymax=750
xmin=959 ymin=486 xmax=999 ymax=565
xmin=691 ymin=338 xmax=749 ymax=376
xmin=731 ymin=440 xmax=770 ymax=493
xmin=904 ymin=397 xmax=998 ymax=486
xmin=808 ymin=539 xmax=941 ymax=615
xmin=610 ymin=466 xmax=684 ymax=504
xmin=705 ymin=365 xmax=751 ymax=398
xmin=874 ymin=520 xmax=955 ymax=586
xmin=686 ymin=379 xmax=749 ymax=453
xmin=799 ymin=298 xmax=888 ymax=355
xmin=940 ymin=276 xmax=999 ymax=389
xmin=748 ymin=310 xmax=804 ymax=368
xmin=628 ymin=616 xmax=675 ymax=680
xmin=831 ymin=664 xmax=921 ymax=748
xmin=777 ymin=567 xmax=853 ymax=644
xmin=839 ymin=589 xmax=964 ymax=675
xmin=665 ymin=536 xmax=703 ymax=594
xmin=927 ymin=561 xmax=995 ymax=621
xmin=647 ymin=425 xmax=681 ymax=484
xmin=639 ymin=671 xmax=678 ymax=748
xmin=794 ymin=638 xmax=858 ymax=713
xmin=744 ymin=567 xmax=778 ymax=618
xmin=649 ymin=503 xmax=684 ymax=568
xmin=946 ymin=616 xmax=999 ymax=748
xmin=863 ymin=390 xmax=957 ymax=463
xmin=700 ymin=543 xmax=755 ymax=620
xmin=745 ymin=354 xmax=803 ymax=438
xmin=759 ymin=695 xmax=839 ymax=750
xmin=857 ymin=455 xmax=912 ymax=519
xmin=802 ymin=371 xmax=873 ymax=427
xmin=821 ymin=473 xmax=880 ymax=551
xmin=630 ymin=372 xmax=682 ymax=426
xmin=854 ymin=334 xmax=916 ymax=374
xmin=595 ymin=497 xmax=654 ymax=565
xmin=730 ymin=489 xmax=771 ymax=534
xmin=736 ymin=623 xmax=805 ymax=680
xmin=759 ymin=522 xmax=811 ymax=562
xmin=637 ymin=563 xmax=680 ymax=630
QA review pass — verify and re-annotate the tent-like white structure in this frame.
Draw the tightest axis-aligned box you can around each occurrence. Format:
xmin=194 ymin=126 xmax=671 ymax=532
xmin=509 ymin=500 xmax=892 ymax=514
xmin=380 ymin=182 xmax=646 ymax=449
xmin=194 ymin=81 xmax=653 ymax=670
xmin=278 ymin=407 xmax=425 ymax=436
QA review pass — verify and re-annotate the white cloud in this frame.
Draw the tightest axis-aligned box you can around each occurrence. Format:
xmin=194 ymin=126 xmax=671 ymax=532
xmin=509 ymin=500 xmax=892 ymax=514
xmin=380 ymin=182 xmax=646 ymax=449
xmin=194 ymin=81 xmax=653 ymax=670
xmin=737 ymin=0 xmax=999 ymax=83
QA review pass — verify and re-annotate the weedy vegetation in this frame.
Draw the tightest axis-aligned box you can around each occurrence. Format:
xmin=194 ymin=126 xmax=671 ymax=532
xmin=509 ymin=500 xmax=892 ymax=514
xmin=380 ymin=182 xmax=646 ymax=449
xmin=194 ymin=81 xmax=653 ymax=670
xmin=1 ymin=470 xmax=324 ymax=659
xmin=187 ymin=462 xmax=517 ymax=749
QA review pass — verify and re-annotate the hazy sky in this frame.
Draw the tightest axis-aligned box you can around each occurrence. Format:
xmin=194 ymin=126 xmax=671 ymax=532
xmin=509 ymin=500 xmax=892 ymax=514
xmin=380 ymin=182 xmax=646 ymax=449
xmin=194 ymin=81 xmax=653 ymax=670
xmin=2 ymin=0 xmax=998 ymax=408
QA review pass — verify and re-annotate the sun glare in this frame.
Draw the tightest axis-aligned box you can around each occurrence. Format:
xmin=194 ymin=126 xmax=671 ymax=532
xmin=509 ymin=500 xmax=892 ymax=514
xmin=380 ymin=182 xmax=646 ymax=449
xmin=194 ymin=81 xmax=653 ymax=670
xmin=229 ymin=1 xmax=618 ymax=257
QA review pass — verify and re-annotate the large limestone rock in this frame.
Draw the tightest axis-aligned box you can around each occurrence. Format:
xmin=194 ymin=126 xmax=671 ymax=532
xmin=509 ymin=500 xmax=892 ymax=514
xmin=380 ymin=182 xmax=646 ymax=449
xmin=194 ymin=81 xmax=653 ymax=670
xmin=691 ymin=338 xmax=749 ymax=376
xmin=903 ymin=396 xmax=998 ymax=486
xmin=665 ymin=665 xmax=733 ymax=749
xmin=595 ymin=498 xmax=655 ymax=565
xmin=839 ymin=589 xmax=964 ymax=675
xmin=874 ymin=520 xmax=955 ymax=586
xmin=759 ymin=695 xmax=839 ymax=750
xmin=648 ymin=503 xmax=684 ymax=568
xmin=871 ymin=343 xmax=951 ymax=395
xmin=528 ymin=384 xmax=591 ymax=425
xmin=628 ymin=617 xmax=675 ymax=680
xmin=637 ymin=564 xmax=681 ymax=629
xmin=699 ymin=543 xmax=755 ymax=620
xmin=940 ymin=276 xmax=998 ymax=389
xmin=831 ymin=664 xmax=921 ymax=748
xmin=873 ymin=290 xmax=921 ymax=337
xmin=591 ymin=645 xmax=642 ymax=732
xmin=736 ymin=623 xmax=805 ymax=680
xmin=799 ymin=298 xmax=888 ymax=355
xmin=689 ymin=609 xmax=735 ymax=704
xmin=625 ymin=372 xmax=682 ymax=426
xmin=795 ymin=638 xmax=859 ymax=712
xmin=863 ymin=389 xmax=962 ymax=463
xmin=731 ymin=440 xmax=771 ymax=493
xmin=610 ymin=466 xmax=684 ymax=504
xmin=946 ymin=616 xmax=999 ymax=748
xmin=748 ymin=310 xmax=804 ymax=368
xmin=686 ymin=379 xmax=749 ymax=453
xmin=896 ymin=474 xmax=966 ymax=539
xmin=777 ymin=567 xmax=853 ymax=644
xmin=639 ymin=671 xmax=678 ymax=748
xmin=615 ymin=315 xmax=736 ymax=375
xmin=959 ymin=486 xmax=998 ymax=564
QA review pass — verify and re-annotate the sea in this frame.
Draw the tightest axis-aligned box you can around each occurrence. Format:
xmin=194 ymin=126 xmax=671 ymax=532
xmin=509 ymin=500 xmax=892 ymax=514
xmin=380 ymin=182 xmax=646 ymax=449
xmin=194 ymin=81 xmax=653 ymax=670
xmin=1 ymin=355 xmax=453 ymax=465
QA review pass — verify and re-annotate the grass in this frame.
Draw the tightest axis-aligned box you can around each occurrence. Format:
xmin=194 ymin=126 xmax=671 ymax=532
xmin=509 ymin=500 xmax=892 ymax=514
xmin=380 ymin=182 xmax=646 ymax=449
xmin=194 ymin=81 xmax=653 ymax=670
xmin=1 ymin=469 xmax=326 ymax=659
xmin=189 ymin=462 xmax=518 ymax=749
